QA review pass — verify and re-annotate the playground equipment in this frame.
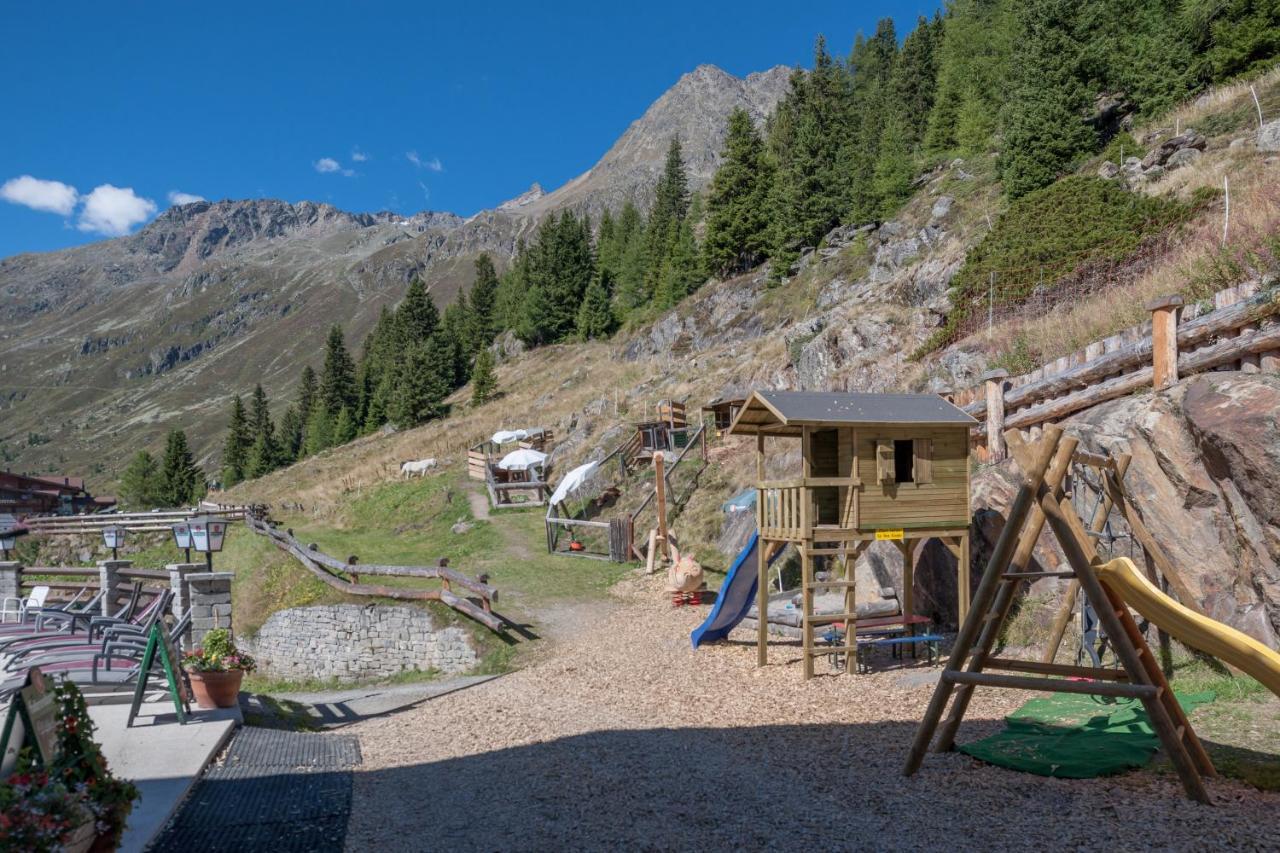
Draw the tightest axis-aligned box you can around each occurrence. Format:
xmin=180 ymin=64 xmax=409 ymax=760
xmin=729 ymin=390 xmax=976 ymax=678
xmin=903 ymin=425 xmax=1280 ymax=803
xmin=690 ymin=532 xmax=785 ymax=648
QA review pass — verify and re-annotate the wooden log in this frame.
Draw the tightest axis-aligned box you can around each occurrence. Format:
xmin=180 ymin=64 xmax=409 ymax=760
xmin=963 ymin=287 xmax=1280 ymax=420
xmin=1148 ymin=295 xmax=1183 ymax=389
xmin=983 ymin=370 xmax=1009 ymax=461
xmin=942 ymin=669 xmax=1156 ymax=699
xmin=983 ymin=657 xmax=1131 ymax=681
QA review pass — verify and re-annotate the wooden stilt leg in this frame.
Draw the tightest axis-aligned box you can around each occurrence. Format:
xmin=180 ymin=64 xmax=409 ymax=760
xmin=904 ymin=427 xmax=1063 ymax=777
xmin=958 ymin=530 xmax=971 ymax=624
xmin=757 ymin=537 xmax=769 ymax=667
xmin=801 ymin=545 xmax=815 ymax=680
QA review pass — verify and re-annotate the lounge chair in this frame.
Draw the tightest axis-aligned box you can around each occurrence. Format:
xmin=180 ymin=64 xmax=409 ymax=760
xmin=4 ymin=589 xmax=174 ymax=670
xmin=0 ymin=585 xmax=50 ymax=623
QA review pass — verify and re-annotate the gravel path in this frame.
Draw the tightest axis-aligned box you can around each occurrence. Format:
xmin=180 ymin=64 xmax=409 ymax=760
xmin=346 ymin=575 xmax=1280 ymax=851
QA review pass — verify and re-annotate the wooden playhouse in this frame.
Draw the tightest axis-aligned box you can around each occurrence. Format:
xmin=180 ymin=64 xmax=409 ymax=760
xmin=728 ymin=390 xmax=976 ymax=677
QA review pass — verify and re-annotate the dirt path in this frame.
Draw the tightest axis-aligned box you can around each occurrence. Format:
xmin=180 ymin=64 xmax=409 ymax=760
xmin=466 ymin=486 xmax=490 ymax=520
xmin=345 ymin=575 xmax=1280 ymax=851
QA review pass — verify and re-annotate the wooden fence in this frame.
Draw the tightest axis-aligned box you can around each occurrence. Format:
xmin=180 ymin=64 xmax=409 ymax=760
xmin=244 ymin=514 xmax=507 ymax=633
xmin=22 ymin=504 xmax=254 ymax=536
xmin=950 ymin=281 xmax=1280 ymax=460
xmin=545 ymin=425 xmax=708 ymax=562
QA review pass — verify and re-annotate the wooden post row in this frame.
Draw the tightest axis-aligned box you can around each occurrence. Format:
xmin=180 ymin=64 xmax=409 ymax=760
xmin=982 ymin=370 xmax=1009 ymax=462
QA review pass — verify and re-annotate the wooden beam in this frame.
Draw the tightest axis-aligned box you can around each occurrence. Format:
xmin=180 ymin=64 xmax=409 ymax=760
xmin=1148 ymin=295 xmax=1184 ymax=390
xmin=983 ymin=370 xmax=1009 ymax=461
xmin=984 ymin=657 xmax=1131 ymax=681
xmin=942 ymin=670 xmax=1156 ymax=699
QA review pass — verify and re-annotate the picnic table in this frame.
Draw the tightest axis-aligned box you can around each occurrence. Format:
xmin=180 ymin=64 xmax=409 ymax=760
xmin=819 ymin=614 xmax=941 ymax=672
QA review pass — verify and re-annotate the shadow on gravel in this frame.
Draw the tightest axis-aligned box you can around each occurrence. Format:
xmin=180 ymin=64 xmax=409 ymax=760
xmin=341 ymin=721 xmax=1278 ymax=851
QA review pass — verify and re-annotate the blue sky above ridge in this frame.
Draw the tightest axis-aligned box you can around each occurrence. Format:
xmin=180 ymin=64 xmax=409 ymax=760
xmin=0 ymin=1 xmax=939 ymax=257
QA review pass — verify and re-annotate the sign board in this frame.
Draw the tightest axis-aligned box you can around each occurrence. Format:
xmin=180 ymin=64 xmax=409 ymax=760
xmin=875 ymin=529 xmax=905 ymax=541
xmin=127 ymin=622 xmax=188 ymax=728
xmin=0 ymin=668 xmax=59 ymax=772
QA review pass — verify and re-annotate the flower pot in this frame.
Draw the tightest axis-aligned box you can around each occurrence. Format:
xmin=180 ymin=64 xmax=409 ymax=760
xmin=186 ymin=669 xmax=244 ymax=709
xmin=63 ymin=813 xmax=97 ymax=853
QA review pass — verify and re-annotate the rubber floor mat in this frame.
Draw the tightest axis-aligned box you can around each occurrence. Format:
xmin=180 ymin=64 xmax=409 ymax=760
xmin=149 ymin=727 xmax=361 ymax=852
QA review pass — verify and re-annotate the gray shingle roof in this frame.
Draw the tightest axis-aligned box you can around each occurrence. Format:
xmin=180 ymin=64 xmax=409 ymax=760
xmin=730 ymin=390 xmax=976 ymax=435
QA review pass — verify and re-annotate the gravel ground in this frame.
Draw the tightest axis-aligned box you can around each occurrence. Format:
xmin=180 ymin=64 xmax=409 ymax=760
xmin=346 ymin=575 xmax=1280 ymax=852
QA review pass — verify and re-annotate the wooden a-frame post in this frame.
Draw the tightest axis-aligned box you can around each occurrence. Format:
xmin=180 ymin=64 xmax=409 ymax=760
xmin=903 ymin=427 xmax=1216 ymax=804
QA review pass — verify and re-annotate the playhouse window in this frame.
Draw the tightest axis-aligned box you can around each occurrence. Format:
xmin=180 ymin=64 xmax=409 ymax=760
xmin=894 ymin=440 xmax=915 ymax=483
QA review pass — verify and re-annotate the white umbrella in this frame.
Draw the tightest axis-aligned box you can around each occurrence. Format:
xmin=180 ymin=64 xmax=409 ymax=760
xmin=548 ymin=461 xmax=599 ymax=507
xmin=492 ymin=429 xmax=528 ymax=445
xmin=498 ymin=448 xmax=547 ymax=471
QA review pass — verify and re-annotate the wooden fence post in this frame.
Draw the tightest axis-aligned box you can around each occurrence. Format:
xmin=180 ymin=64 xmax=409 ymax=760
xmin=1147 ymin=295 xmax=1183 ymax=389
xmin=653 ymin=453 xmax=668 ymax=561
xmin=982 ymin=370 xmax=1009 ymax=462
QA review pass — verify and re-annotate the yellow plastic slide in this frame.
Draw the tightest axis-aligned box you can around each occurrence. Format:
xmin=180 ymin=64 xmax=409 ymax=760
xmin=1096 ymin=557 xmax=1280 ymax=698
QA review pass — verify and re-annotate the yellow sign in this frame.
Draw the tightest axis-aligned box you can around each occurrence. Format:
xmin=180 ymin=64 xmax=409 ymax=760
xmin=875 ymin=529 xmax=905 ymax=541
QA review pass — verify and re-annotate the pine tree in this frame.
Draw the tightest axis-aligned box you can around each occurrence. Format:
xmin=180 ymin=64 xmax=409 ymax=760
xmin=247 ymin=384 xmax=279 ymax=476
xmin=471 ymin=348 xmax=497 ymax=406
xmin=304 ymin=406 xmax=334 ymax=456
xmin=893 ymin=15 xmax=943 ymax=148
xmin=278 ymin=404 xmax=303 ymax=464
xmin=159 ymin=430 xmax=204 ymax=506
xmin=298 ymin=365 xmax=318 ymax=421
xmin=872 ymin=110 xmax=915 ymax=216
xmin=389 ymin=341 xmax=448 ymax=427
xmin=519 ymin=211 xmax=595 ymax=344
xmin=441 ymin=301 xmax=472 ymax=383
xmin=999 ymin=0 xmax=1095 ymax=197
xmin=363 ymin=378 xmax=389 ymax=432
xmin=332 ymin=406 xmax=357 ymax=445
xmin=644 ymin=138 xmax=691 ymax=295
xmin=396 ymin=278 xmax=440 ymax=344
xmin=576 ymin=271 xmax=615 ymax=339
xmin=220 ymin=395 xmax=251 ymax=488
xmin=120 ymin=450 xmax=161 ymax=509
xmin=703 ymin=107 xmax=773 ymax=278
xmin=468 ymin=253 xmax=499 ymax=345
xmin=319 ymin=325 xmax=358 ymax=416
xmin=654 ymin=219 xmax=701 ymax=308
xmin=925 ymin=0 xmax=1014 ymax=155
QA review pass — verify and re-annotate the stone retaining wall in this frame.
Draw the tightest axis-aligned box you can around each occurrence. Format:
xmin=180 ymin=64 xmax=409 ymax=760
xmin=245 ymin=603 xmax=479 ymax=683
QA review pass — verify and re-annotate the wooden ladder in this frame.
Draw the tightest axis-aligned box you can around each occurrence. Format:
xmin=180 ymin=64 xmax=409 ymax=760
xmin=903 ymin=426 xmax=1216 ymax=803
xmin=800 ymin=541 xmax=866 ymax=678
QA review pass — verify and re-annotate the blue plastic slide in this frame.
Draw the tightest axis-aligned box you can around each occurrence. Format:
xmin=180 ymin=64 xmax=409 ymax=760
xmin=690 ymin=531 xmax=783 ymax=648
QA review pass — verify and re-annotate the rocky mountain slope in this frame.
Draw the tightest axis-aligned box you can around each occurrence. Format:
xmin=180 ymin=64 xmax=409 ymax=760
xmin=0 ymin=64 xmax=790 ymax=477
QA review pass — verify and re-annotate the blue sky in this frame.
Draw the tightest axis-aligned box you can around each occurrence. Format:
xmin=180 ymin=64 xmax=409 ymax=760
xmin=0 ymin=1 xmax=939 ymax=258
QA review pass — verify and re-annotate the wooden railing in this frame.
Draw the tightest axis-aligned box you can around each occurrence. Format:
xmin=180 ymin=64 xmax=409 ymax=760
xmin=757 ymin=481 xmax=806 ymax=541
xmin=244 ymin=515 xmax=507 ymax=633
xmin=951 ymin=281 xmax=1280 ymax=461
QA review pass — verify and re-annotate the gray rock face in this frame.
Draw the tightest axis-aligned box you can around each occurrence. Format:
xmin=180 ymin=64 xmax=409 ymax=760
xmin=1098 ymin=161 xmax=1121 ymax=179
xmin=930 ymin=196 xmax=954 ymax=220
xmin=1140 ymin=129 xmax=1207 ymax=169
xmin=1165 ymin=147 xmax=1203 ymax=170
xmin=1259 ymin=118 xmax=1280 ymax=152
xmin=919 ymin=373 xmax=1280 ymax=641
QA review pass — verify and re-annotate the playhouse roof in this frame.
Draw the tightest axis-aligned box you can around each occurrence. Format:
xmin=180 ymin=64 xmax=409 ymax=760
xmin=728 ymin=390 xmax=977 ymax=436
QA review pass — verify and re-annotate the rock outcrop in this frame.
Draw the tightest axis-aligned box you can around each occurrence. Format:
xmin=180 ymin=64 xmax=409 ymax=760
xmin=914 ymin=372 xmax=1280 ymax=646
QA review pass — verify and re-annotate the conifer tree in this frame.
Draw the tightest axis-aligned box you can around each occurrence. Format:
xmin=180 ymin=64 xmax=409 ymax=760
xmin=471 ymin=348 xmax=497 ymax=406
xmin=120 ymin=450 xmax=161 ymax=509
xmin=220 ymin=395 xmax=251 ymax=488
xmin=298 ymin=365 xmax=318 ymax=420
xmin=389 ymin=342 xmax=447 ymax=427
xmin=468 ymin=253 xmax=500 ymax=345
xmin=247 ymin=383 xmax=279 ymax=475
xmin=363 ymin=378 xmax=390 ymax=432
xmin=319 ymin=325 xmax=358 ymax=416
xmin=397 ymin=279 xmax=440 ymax=343
xmin=703 ymin=107 xmax=773 ymax=278
xmin=872 ymin=110 xmax=915 ymax=216
xmin=332 ymin=406 xmax=357 ymax=445
xmin=441 ymin=301 xmax=473 ymax=381
xmin=278 ymin=404 xmax=303 ymax=464
xmin=304 ymin=406 xmax=334 ymax=456
xmin=576 ymin=271 xmax=615 ymax=340
xmin=644 ymin=138 xmax=690 ymax=294
xmin=999 ymin=0 xmax=1095 ymax=197
xmin=159 ymin=429 xmax=204 ymax=506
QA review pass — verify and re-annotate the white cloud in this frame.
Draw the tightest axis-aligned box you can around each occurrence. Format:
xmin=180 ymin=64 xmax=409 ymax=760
xmin=315 ymin=156 xmax=355 ymax=177
xmin=351 ymin=148 xmax=368 ymax=162
xmin=406 ymin=151 xmax=443 ymax=172
xmin=167 ymin=190 xmax=206 ymax=205
xmin=77 ymin=184 xmax=157 ymax=236
xmin=0 ymin=175 xmax=79 ymax=215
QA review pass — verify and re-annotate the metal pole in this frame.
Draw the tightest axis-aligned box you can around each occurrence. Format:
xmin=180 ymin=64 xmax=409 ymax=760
xmin=205 ymin=551 xmax=213 ymax=572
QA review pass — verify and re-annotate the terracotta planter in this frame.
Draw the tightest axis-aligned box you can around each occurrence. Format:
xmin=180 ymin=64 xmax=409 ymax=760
xmin=186 ymin=669 xmax=245 ymax=709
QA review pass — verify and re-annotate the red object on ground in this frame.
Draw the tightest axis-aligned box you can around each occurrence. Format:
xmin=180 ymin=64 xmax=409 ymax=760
xmin=568 ymin=540 xmax=585 ymax=552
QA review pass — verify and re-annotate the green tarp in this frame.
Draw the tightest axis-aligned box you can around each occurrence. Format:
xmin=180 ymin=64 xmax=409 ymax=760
xmin=959 ymin=690 xmax=1214 ymax=779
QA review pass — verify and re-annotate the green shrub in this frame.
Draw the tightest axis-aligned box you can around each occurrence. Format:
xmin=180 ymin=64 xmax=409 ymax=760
xmin=915 ymin=176 xmax=1198 ymax=356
